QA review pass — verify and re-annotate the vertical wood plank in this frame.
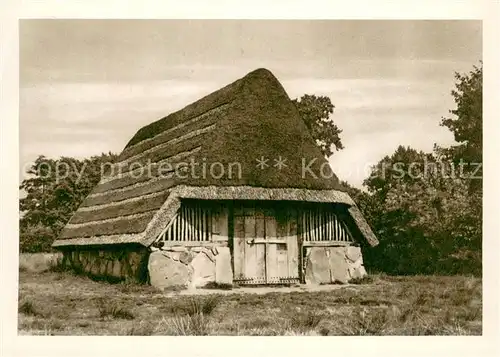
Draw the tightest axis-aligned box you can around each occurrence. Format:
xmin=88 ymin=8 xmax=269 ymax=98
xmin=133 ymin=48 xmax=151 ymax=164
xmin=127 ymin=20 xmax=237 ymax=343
xmin=221 ymin=206 xmax=228 ymax=237
xmin=330 ymin=212 xmax=335 ymax=240
xmin=336 ymin=219 xmax=344 ymax=241
xmin=199 ymin=206 xmax=203 ymax=241
xmin=184 ymin=205 xmax=188 ymax=241
xmin=255 ymin=209 xmax=266 ymax=280
xmin=275 ymin=210 xmax=287 ymax=279
xmin=320 ymin=209 xmax=324 ymax=241
xmin=190 ymin=206 xmax=194 ymax=241
xmin=180 ymin=206 xmax=184 ymax=241
xmin=172 ymin=213 xmax=179 ymax=241
xmin=309 ymin=209 xmax=312 ymax=241
xmin=192 ymin=205 xmax=196 ymax=241
xmin=287 ymin=208 xmax=299 ymax=279
xmin=233 ymin=215 xmax=245 ymax=278
xmin=319 ymin=209 xmax=322 ymax=241
xmin=204 ymin=206 xmax=208 ymax=241
xmin=326 ymin=211 xmax=330 ymax=240
xmin=332 ymin=214 xmax=336 ymax=240
xmin=207 ymin=209 xmax=211 ymax=241
xmin=265 ymin=215 xmax=278 ymax=281
xmin=302 ymin=210 xmax=306 ymax=241
xmin=197 ymin=206 xmax=201 ymax=241
xmin=313 ymin=209 xmax=316 ymax=241
xmin=188 ymin=206 xmax=192 ymax=241
xmin=243 ymin=207 xmax=256 ymax=278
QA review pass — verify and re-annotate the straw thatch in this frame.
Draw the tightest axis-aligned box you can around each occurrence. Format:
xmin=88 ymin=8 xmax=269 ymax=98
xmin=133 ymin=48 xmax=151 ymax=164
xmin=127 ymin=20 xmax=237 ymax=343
xmin=53 ymin=68 xmax=378 ymax=248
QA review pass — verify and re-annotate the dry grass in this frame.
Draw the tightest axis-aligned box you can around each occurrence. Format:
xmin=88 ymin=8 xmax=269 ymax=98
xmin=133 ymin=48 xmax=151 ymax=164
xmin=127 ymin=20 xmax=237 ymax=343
xmin=18 ymin=270 xmax=482 ymax=336
xmin=96 ymin=299 xmax=136 ymax=320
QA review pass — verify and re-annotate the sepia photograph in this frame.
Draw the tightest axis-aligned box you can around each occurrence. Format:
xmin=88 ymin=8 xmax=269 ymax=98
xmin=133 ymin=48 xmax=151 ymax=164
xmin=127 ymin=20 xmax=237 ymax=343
xmin=17 ymin=19 xmax=483 ymax=336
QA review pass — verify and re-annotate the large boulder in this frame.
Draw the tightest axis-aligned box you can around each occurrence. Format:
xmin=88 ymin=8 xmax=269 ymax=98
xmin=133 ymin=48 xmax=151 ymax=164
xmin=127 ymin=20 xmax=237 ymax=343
xmin=346 ymin=246 xmax=362 ymax=262
xmin=327 ymin=247 xmax=351 ymax=284
xmin=304 ymin=246 xmax=367 ymax=284
xmin=215 ymin=247 xmax=233 ymax=285
xmin=304 ymin=247 xmax=331 ymax=284
xmin=148 ymin=251 xmax=191 ymax=289
xmin=189 ymin=251 xmax=216 ymax=288
xmin=345 ymin=247 xmax=367 ymax=279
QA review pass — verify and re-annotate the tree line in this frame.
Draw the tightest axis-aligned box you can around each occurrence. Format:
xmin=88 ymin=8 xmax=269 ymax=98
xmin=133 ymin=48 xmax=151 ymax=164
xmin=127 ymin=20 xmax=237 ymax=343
xmin=19 ymin=64 xmax=482 ymax=275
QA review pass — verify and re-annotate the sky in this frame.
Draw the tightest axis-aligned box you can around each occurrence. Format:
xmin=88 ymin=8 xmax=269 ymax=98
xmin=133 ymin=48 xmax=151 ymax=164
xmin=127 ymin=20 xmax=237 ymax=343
xmin=19 ymin=20 xmax=482 ymax=188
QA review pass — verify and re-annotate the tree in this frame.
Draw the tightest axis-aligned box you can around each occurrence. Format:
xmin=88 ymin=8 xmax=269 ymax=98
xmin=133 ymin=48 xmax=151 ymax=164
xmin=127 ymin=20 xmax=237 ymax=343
xmin=19 ymin=152 xmax=118 ymax=252
xmin=435 ymin=63 xmax=482 ymax=194
xmin=363 ymin=145 xmax=434 ymax=200
xmin=293 ymin=94 xmax=343 ymax=157
xmin=439 ymin=63 xmax=482 ymax=165
xmin=358 ymin=147 xmax=482 ymax=275
xmin=357 ymin=64 xmax=483 ymax=275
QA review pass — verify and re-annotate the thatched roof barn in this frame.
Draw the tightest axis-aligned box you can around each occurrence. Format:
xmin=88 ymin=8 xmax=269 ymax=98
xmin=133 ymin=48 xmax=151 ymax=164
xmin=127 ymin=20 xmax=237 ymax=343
xmin=53 ymin=68 xmax=378 ymax=287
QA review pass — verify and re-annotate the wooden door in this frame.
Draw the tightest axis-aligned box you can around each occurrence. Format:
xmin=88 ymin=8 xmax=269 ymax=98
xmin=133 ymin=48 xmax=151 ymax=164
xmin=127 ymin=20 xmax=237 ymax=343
xmin=233 ymin=204 xmax=299 ymax=285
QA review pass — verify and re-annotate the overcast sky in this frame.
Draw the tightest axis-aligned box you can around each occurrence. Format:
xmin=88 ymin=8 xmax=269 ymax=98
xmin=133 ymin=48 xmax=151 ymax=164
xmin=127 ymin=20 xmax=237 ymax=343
xmin=20 ymin=20 xmax=482 ymax=188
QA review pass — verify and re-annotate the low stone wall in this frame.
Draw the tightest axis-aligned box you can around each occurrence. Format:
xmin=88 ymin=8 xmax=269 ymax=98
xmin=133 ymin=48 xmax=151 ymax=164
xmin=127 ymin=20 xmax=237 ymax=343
xmin=61 ymin=245 xmax=149 ymax=283
xmin=148 ymin=245 xmax=233 ymax=289
xmin=304 ymin=245 xmax=367 ymax=284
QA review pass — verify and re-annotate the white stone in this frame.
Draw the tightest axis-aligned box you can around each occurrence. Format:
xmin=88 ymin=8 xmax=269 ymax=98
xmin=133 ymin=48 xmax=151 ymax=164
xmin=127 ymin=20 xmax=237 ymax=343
xmin=215 ymin=247 xmax=233 ymax=285
xmin=346 ymin=246 xmax=362 ymax=263
xmin=328 ymin=247 xmax=350 ymax=284
xmin=189 ymin=251 xmax=216 ymax=288
xmin=148 ymin=251 xmax=190 ymax=289
xmin=179 ymin=251 xmax=194 ymax=264
xmin=191 ymin=246 xmax=204 ymax=252
xmin=203 ymin=250 xmax=215 ymax=262
xmin=348 ymin=264 xmax=367 ymax=279
xmin=162 ymin=251 xmax=181 ymax=261
xmin=304 ymin=248 xmax=330 ymax=285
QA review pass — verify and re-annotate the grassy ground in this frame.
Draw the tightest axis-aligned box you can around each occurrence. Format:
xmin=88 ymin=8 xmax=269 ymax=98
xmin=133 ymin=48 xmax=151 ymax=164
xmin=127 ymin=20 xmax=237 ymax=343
xmin=18 ymin=268 xmax=482 ymax=336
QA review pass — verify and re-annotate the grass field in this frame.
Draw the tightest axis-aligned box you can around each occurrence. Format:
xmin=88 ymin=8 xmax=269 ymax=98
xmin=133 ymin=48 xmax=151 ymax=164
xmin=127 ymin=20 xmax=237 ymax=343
xmin=18 ymin=265 xmax=482 ymax=336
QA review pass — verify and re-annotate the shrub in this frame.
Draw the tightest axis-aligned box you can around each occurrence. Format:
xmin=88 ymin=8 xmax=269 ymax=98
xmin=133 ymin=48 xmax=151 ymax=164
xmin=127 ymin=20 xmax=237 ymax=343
xmin=341 ymin=308 xmax=391 ymax=335
xmin=181 ymin=296 xmax=221 ymax=316
xmin=19 ymin=298 xmax=42 ymax=317
xmin=350 ymin=275 xmax=374 ymax=285
xmin=97 ymin=300 xmax=135 ymax=320
xmin=290 ymin=311 xmax=323 ymax=331
xmin=19 ymin=224 xmax=55 ymax=253
xmin=203 ymin=282 xmax=233 ymax=290
xmin=164 ymin=314 xmax=211 ymax=336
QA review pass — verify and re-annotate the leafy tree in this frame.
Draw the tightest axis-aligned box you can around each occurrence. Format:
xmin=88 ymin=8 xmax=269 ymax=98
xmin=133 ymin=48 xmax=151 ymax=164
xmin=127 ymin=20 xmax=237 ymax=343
xmin=357 ymin=64 xmax=483 ymax=275
xmin=19 ymin=152 xmax=118 ymax=252
xmin=363 ymin=146 xmax=434 ymax=200
xmin=355 ymin=148 xmax=482 ymax=275
xmin=293 ymin=94 xmax=343 ymax=157
xmin=438 ymin=63 xmax=482 ymax=165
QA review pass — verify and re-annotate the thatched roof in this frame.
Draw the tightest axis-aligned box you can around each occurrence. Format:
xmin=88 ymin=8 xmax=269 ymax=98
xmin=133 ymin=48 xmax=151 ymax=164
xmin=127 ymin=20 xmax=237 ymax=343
xmin=52 ymin=68 xmax=378 ymax=248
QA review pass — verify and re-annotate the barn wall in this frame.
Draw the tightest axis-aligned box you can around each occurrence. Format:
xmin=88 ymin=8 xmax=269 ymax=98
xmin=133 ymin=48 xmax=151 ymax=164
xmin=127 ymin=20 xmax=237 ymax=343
xmin=61 ymin=245 xmax=149 ymax=283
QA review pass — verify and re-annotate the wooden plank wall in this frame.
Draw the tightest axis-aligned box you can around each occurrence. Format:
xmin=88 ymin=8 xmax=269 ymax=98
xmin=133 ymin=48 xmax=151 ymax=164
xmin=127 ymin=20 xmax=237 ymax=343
xmin=301 ymin=206 xmax=353 ymax=242
xmin=160 ymin=201 xmax=229 ymax=243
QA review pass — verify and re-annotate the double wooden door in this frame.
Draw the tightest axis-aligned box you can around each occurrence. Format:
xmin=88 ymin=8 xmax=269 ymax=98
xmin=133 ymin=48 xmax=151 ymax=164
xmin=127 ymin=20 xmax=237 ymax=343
xmin=233 ymin=205 xmax=299 ymax=285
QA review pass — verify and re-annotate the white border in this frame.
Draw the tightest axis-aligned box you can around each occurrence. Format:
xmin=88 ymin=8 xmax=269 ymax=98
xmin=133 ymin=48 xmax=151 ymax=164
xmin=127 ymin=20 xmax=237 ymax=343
xmin=2 ymin=1 xmax=499 ymax=357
